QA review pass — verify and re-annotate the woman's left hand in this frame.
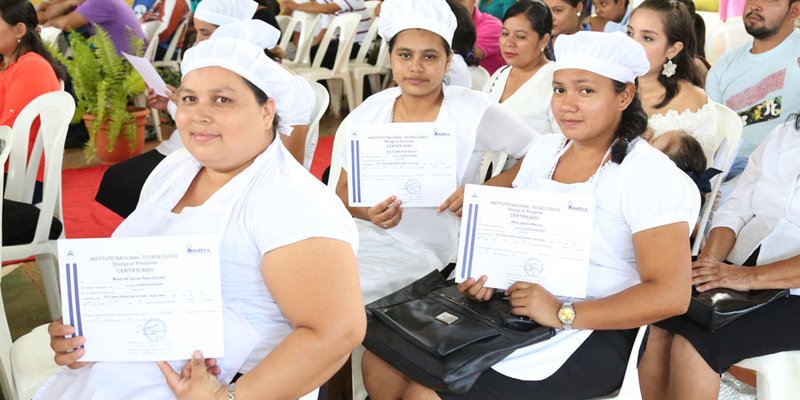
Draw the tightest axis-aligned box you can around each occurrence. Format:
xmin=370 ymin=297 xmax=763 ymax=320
xmin=692 ymin=259 xmax=753 ymax=292
xmin=438 ymin=186 xmax=465 ymax=217
xmin=158 ymin=350 xmax=227 ymax=400
xmin=506 ymin=282 xmax=562 ymax=328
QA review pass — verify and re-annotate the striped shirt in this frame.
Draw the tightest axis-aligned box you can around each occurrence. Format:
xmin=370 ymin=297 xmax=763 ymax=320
xmin=321 ymin=0 xmax=371 ymax=43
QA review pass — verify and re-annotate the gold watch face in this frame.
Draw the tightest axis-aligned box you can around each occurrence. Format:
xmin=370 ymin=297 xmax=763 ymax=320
xmin=558 ymin=306 xmax=575 ymax=322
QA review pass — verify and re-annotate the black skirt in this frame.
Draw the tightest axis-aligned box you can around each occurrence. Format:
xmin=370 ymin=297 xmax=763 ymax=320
xmin=437 ymin=329 xmax=637 ymax=400
xmin=95 ymin=149 xmax=166 ymax=218
xmin=656 ymin=295 xmax=800 ymax=373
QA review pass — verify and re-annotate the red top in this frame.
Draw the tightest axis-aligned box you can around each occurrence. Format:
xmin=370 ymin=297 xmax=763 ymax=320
xmin=0 ymin=52 xmax=61 ymax=181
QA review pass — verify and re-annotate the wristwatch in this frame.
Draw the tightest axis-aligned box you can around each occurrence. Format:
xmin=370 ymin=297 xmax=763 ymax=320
xmin=557 ymin=302 xmax=576 ymax=330
xmin=227 ymin=383 xmax=236 ymax=400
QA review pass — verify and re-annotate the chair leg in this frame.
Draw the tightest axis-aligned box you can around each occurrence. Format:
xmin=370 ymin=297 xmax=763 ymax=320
xmin=36 ymin=253 xmax=61 ymax=321
xmin=367 ymin=74 xmax=381 ymax=96
xmin=353 ymin=72 xmax=365 ymax=107
xmin=150 ymin=108 xmax=163 ymax=142
xmin=342 ymin=74 xmax=356 ymax=115
xmin=328 ymin=79 xmax=344 ymax=118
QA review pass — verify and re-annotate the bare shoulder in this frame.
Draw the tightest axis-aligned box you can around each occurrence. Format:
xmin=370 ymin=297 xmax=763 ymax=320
xmin=665 ymin=81 xmax=708 ymax=113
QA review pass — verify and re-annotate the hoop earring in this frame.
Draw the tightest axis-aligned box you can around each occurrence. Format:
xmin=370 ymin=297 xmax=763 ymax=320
xmin=662 ymin=58 xmax=676 ymax=78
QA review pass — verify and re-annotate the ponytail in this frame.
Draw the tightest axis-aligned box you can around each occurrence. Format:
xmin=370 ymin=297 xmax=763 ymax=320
xmin=610 ymin=80 xmax=648 ymax=164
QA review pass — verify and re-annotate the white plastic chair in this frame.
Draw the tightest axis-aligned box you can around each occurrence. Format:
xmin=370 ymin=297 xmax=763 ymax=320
xmin=276 ymin=15 xmax=291 ymax=35
xmin=595 ymin=326 xmax=647 ymax=400
xmin=280 ymin=11 xmax=321 ymax=68
xmin=478 ymin=151 xmax=509 ymax=182
xmin=142 ymin=20 xmax=164 ymax=61
xmin=735 ymin=351 xmax=800 ymax=399
xmin=295 ymin=13 xmax=362 ymax=118
xmin=706 ymin=16 xmax=750 ymax=64
xmin=691 ymin=103 xmax=744 ymax=256
xmin=153 ymin=16 xmax=190 ymax=70
xmin=305 ymin=82 xmax=330 ymax=170
xmin=0 ymin=128 xmax=63 ymax=400
xmin=4 ymin=91 xmax=75 ymax=320
xmin=350 ymin=17 xmax=391 ymax=106
xmin=364 ymin=0 xmax=381 ymax=17
xmin=468 ymin=65 xmax=491 ymax=91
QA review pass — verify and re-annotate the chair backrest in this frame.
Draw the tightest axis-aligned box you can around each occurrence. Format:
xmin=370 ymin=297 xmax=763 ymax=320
xmin=691 ymin=103 xmax=744 ymax=255
xmin=142 ymin=21 xmax=163 ymax=61
xmin=161 ymin=16 xmax=190 ymax=62
xmin=351 ymin=16 xmax=380 ymax=66
xmin=706 ymin=16 xmax=750 ymax=63
xmin=0 ymin=126 xmax=17 ymax=400
xmin=478 ymin=151 xmax=509 ymax=182
xmin=280 ymin=11 xmax=321 ymax=67
xmin=5 ymin=92 xmax=75 ymax=255
xmin=311 ymin=13 xmax=362 ymax=72
xmin=276 ymin=15 xmax=291 ymax=35
xmin=305 ymin=82 xmax=330 ymax=170
xmin=469 ymin=66 xmax=491 ymax=91
xmin=364 ymin=0 xmax=381 ymax=17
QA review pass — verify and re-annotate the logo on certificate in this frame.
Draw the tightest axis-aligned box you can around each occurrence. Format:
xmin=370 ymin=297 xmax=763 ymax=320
xmin=523 ymin=258 xmax=543 ymax=278
xmin=186 ymin=243 xmax=212 ymax=254
xmin=567 ymin=201 xmax=589 ymax=212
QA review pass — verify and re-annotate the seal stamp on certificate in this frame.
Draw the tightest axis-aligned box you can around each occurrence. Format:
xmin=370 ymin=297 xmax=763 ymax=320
xmin=404 ymin=179 xmax=422 ymax=195
xmin=143 ymin=318 xmax=167 ymax=342
xmin=523 ymin=258 xmax=544 ymax=278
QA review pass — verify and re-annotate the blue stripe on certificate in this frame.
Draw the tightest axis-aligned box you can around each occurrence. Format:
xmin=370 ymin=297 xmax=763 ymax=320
xmin=73 ymin=263 xmax=84 ymax=338
xmin=66 ymin=263 xmax=74 ymax=338
xmin=355 ymin=140 xmax=361 ymax=203
xmin=467 ymin=204 xmax=479 ymax=278
xmin=461 ymin=204 xmax=474 ymax=279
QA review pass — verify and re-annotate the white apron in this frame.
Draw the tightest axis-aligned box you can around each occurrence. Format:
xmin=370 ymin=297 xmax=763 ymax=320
xmin=493 ymin=139 xmax=622 ymax=381
xmin=35 ymin=160 xmax=266 ymax=400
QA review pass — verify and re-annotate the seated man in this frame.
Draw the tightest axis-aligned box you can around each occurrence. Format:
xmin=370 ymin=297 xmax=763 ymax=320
xmin=43 ymin=0 xmax=146 ymax=54
xmin=585 ymin=0 xmax=632 ymax=33
xmin=140 ymin=0 xmax=191 ymax=60
xmin=280 ymin=0 xmax=371 ymax=69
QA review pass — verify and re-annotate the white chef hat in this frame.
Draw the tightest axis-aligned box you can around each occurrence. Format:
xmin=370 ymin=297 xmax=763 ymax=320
xmin=378 ymin=0 xmax=457 ymax=47
xmin=211 ymin=19 xmax=281 ymax=50
xmin=181 ymin=33 xmax=314 ymax=136
xmin=194 ymin=0 xmax=258 ymax=26
xmin=554 ymin=31 xmax=649 ymax=84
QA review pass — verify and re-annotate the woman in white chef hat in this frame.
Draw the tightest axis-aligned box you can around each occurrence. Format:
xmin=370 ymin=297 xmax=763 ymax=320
xmin=363 ymin=31 xmax=700 ymax=399
xmin=42 ymin=21 xmax=363 ymax=400
xmin=334 ymin=0 xmax=538 ymax=307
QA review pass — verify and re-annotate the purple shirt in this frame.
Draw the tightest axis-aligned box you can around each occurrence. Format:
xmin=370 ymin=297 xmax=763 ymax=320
xmin=76 ymin=0 xmax=146 ymax=54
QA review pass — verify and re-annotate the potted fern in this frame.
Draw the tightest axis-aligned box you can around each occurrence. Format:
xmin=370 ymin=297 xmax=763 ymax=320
xmin=50 ymin=28 xmax=148 ymax=163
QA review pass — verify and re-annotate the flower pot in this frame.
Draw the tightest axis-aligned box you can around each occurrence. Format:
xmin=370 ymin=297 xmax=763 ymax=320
xmin=82 ymin=107 xmax=149 ymax=164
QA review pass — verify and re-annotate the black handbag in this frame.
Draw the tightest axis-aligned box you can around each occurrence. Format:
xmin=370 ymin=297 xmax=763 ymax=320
xmin=362 ymin=270 xmax=556 ymax=394
xmin=686 ymin=287 xmax=789 ymax=331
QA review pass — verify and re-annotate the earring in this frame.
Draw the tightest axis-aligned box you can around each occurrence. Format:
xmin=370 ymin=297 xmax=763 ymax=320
xmin=17 ymin=38 xmax=21 ymax=43
xmin=662 ymin=58 xmax=676 ymax=78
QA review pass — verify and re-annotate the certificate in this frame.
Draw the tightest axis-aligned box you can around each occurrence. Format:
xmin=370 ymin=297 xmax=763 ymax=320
xmin=455 ymin=184 xmax=595 ymax=298
xmin=58 ymin=235 xmax=224 ymax=362
xmin=122 ymin=52 xmax=170 ymax=97
xmin=346 ymin=122 xmax=457 ymax=208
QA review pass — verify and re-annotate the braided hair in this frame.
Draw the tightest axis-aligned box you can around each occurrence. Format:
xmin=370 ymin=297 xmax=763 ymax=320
xmin=609 ymin=80 xmax=648 ymax=164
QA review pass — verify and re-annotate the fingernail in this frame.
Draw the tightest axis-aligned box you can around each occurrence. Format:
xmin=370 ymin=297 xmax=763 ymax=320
xmin=193 ymin=350 xmax=202 ymax=359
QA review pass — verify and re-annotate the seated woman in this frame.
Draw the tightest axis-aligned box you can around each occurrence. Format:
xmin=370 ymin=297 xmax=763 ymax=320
xmin=362 ymin=31 xmax=700 ymax=399
xmin=333 ymin=0 xmax=538 ymax=306
xmin=484 ymin=0 xmax=559 ymax=135
xmin=643 ymin=116 xmax=800 ymax=400
xmin=542 ymin=0 xmax=588 ymax=60
xmin=42 ymin=23 xmax=364 ymax=399
xmin=627 ymin=0 xmax=719 ymax=167
xmin=96 ymin=0 xmax=314 ymax=218
xmin=1 ymin=0 xmax=63 ymax=202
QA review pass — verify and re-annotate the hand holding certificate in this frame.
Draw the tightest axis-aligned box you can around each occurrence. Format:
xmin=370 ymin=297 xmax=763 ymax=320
xmin=58 ymin=235 xmax=224 ymax=362
xmin=455 ymin=185 xmax=595 ymax=299
xmin=346 ymin=122 xmax=457 ymax=208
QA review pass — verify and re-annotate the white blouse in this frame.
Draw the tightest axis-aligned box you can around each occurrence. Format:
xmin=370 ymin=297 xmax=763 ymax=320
xmin=494 ymin=135 xmax=700 ymax=381
xmin=483 ymin=63 xmax=560 ymax=135
xmin=446 ymin=54 xmax=472 ymax=88
xmin=649 ymin=99 xmax=720 ymax=167
xmin=710 ymin=121 xmax=800 ymax=295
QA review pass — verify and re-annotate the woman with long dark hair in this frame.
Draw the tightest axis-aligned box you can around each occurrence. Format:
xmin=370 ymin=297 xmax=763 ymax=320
xmin=627 ymin=0 xmax=719 ymax=167
xmin=0 ymin=0 xmax=63 ymax=196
